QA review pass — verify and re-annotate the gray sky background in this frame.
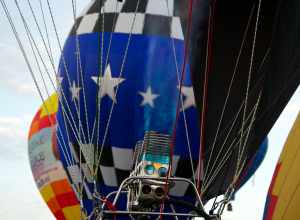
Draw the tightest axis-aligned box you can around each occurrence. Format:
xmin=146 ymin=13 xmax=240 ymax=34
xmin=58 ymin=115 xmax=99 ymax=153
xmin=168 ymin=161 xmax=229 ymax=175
xmin=0 ymin=1 xmax=299 ymax=219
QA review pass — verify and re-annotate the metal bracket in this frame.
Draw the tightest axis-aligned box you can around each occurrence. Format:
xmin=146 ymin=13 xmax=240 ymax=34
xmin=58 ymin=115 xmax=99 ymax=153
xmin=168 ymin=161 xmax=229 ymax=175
xmin=98 ymin=176 xmax=219 ymax=220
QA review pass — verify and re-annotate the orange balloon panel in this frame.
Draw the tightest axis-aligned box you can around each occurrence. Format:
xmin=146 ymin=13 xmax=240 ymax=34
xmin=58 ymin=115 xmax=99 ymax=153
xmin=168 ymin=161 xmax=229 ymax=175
xmin=264 ymin=112 xmax=300 ymax=220
xmin=28 ymin=94 xmax=58 ymax=140
xmin=28 ymin=94 xmax=81 ymax=220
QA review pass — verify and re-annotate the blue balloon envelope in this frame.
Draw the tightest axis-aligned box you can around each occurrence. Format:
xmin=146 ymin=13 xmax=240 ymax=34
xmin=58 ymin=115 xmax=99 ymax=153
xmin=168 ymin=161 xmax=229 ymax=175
xmin=56 ymin=0 xmax=200 ymax=217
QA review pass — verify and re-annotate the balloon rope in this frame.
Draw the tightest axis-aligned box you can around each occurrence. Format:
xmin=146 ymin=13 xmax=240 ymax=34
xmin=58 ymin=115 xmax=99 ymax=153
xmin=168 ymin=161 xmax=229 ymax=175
xmin=26 ymin=0 xmax=88 ymax=156
xmin=15 ymin=0 xmax=77 ymax=167
xmin=166 ymin=0 xmax=196 ymax=185
xmin=1 ymin=1 xmax=76 ymax=168
xmin=38 ymin=0 xmax=55 ymax=67
xmin=94 ymin=0 xmax=105 ymax=153
xmin=202 ymin=45 xmax=270 ymax=194
xmin=46 ymin=0 xmax=88 ymax=146
xmin=202 ymin=4 xmax=256 ymax=185
xmin=71 ymin=0 xmax=92 ymax=147
xmin=202 ymin=50 xmax=270 ymax=195
xmin=91 ymin=0 xmax=106 ymax=208
xmin=202 ymin=93 xmax=261 ymax=194
xmin=197 ymin=0 xmax=216 ymax=193
xmin=70 ymin=0 xmax=94 ymax=214
xmin=0 ymin=0 xmax=81 ymax=172
xmin=17 ymin=0 xmax=93 ymax=214
xmin=236 ymin=0 xmax=262 ymax=180
xmin=26 ymin=0 xmax=55 ymax=75
xmin=45 ymin=3 xmax=97 ymax=212
xmin=93 ymin=0 xmax=105 ymax=170
xmin=92 ymin=0 xmax=120 ymax=175
xmin=94 ymin=0 xmax=141 ymax=181
xmin=20 ymin=0 xmax=84 ymax=168
xmin=159 ymin=0 xmax=194 ymax=219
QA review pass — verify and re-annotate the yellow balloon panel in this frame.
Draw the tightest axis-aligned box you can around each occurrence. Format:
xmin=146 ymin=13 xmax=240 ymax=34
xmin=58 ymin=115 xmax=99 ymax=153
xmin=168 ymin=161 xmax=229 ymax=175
xmin=264 ymin=112 xmax=300 ymax=220
xmin=28 ymin=94 xmax=81 ymax=220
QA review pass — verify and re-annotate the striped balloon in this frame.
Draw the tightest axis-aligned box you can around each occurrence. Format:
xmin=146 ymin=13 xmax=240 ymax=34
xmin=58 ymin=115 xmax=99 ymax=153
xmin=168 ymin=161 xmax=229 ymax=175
xmin=263 ymin=112 xmax=300 ymax=220
xmin=28 ymin=94 xmax=81 ymax=220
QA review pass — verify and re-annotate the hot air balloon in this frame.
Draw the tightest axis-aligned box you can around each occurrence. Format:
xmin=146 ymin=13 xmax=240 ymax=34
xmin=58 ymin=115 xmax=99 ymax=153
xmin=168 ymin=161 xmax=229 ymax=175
xmin=263 ymin=112 xmax=300 ymax=220
xmin=190 ymin=0 xmax=300 ymax=205
xmin=55 ymin=0 xmax=207 ymax=218
xmin=28 ymin=93 xmax=81 ymax=220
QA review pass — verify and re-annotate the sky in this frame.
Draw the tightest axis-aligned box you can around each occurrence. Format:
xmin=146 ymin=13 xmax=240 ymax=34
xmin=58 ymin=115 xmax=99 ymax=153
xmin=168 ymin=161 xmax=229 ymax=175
xmin=0 ymin=1 xmax=299 ymax=220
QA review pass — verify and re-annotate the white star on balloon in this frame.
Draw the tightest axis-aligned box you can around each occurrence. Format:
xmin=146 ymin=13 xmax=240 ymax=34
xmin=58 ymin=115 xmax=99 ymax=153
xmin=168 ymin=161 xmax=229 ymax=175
xmin=179 ymin=86 xmax=196 ymax=111
xmin=92 ymin=65 xmax=125 ymax=103
xmin=139 ymin=86 xmax=159 ymax=108
xmin=69 ymin=81 xmax=81 ymax=102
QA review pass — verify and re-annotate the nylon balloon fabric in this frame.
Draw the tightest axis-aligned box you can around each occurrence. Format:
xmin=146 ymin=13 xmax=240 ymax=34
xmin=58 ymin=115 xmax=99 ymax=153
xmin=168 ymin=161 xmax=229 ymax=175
xmin=28 ymin=94 xmax=81 ymax=220
xmin=235 ymin=138 xmax=268 ymax=190
xmin=263 ymin=112 xmax=300 ymax=220
xmin=56 ymin=0 xmax=201 ymax=217
xmin=190 ymin=0 xmax=300 ymax=200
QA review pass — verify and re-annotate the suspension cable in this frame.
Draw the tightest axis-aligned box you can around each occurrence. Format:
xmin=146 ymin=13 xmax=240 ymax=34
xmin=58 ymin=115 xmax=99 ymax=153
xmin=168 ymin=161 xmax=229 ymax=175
xmin=71 ymin=0 xmax=92 ymax=146
xmin=70 ymin=0 xmax=86 ymax=215
xmin=38 ymin=0 xmax=55 ymax=66
xmin=235 ymin=92 xmax=262 ymax=182
xmin=203 ymin=3 xmax=256 ymax=184
xmin=165 ymin=0 xmax=196 ymax=185
xmin=22 ymin=0 xmax=86 ymax=156
xmin=203 ymin=90 xmax=262 ymax=197
xmin=159 ymin=0 xmax=195 ymax=218
xmin=203 ymin=46 xmax=270 ymax=201
xmin=93 ymin=0 xmax=105 ymax=177
xmin=197 ymin=0 xmax=216 ymax=193
xmin=26 ymin=0 xmax=55 ymax=74
xmin=46 ymin=0 xmax=88 ymax=146
xmin=94 ymin=0 xmax=141 ymax=178
xmin=14 ymin=0 xmax=86 ymax=167
xmin=15 ymin=1 xmax=76 ymax=167
xmin=43 ymin=4 xmax=97 ymax=207
xmin=236 ymin=0 xmax=262 ymax=178
xmin=202 ymin=91 xmax=261 ymax=193
xmin=214 ymin=91 xmax=262 ymax=217
xmin=0 ymin=0 xmax=77 ymax=169
xmin=92 ymin=1 xmax=120 ymax=177
xmin=13 ymin=2 xmax=93 ymax=204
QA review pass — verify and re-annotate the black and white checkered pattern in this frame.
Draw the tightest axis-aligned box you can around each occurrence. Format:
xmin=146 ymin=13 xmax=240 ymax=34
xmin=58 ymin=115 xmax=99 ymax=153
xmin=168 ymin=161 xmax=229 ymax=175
xmin=66 ymin=141 xmax=199 ymax=198
xmin=66 ymin=164 xmax=93 ymax=200
xmin=67 ymin=143 xmax=134 ymax=187
xmin=70 ymin=0 xmax=188 ymax=40
xmin=97 ymin=146 xmax=134 ymax=187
